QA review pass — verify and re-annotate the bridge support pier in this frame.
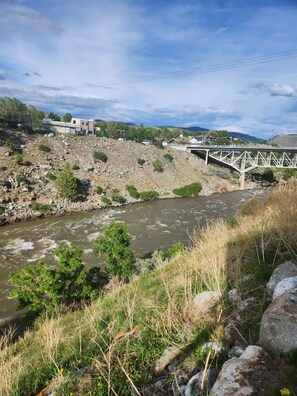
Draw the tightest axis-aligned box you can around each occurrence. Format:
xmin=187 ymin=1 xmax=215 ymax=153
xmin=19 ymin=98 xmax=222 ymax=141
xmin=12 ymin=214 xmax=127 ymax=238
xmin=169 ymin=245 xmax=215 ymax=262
xmin=205 ymin=150 xmax=209 ymax=165
xmin=239 ymin=172 xmax=245 ymax=190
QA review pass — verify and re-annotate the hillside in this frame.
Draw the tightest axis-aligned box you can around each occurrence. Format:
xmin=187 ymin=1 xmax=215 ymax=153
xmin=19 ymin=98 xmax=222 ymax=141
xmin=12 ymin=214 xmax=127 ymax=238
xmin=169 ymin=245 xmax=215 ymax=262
xmin=268 ymin=134 xmax=297 ymax=147
xmin=0 ymin=181 xmax=296 ymax=395
xmin=0 ymin=130 xmax=244 ymax=224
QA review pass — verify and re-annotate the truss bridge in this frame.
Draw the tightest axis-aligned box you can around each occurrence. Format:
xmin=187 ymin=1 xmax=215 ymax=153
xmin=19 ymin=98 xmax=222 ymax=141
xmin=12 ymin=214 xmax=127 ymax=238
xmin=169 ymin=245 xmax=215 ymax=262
xmin=186 ymin=146 xmax=297 ymax=188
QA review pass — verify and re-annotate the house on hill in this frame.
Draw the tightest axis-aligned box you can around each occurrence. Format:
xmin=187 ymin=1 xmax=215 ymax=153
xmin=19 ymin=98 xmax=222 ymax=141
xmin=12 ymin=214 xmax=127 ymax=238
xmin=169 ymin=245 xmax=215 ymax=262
xmin=42 ymin=118 xmax=95 ymax=135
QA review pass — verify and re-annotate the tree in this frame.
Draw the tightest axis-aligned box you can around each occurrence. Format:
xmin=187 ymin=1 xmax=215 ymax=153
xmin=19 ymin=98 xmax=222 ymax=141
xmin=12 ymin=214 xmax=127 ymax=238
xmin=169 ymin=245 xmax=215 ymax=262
xmin=56 ymin=163 xmax=80 ymax=201
xmin=0 ymin=97 xmax=28 ymax=126
xmin=48 ymin=112 xmax=61 ymax=121
xmin=94 ymin=221 xmax=135 ymax=279
xmin=63 ymin=112 xmax=72 ymax=122
xmin=10 ymin=244 xmax=101 ymax=313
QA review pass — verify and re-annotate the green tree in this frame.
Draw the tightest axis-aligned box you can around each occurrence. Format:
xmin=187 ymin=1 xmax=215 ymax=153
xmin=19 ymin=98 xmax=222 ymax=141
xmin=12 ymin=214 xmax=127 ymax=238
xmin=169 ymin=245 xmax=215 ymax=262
xmin=63 ymin=112 xmax=73 ymax=122
xmin=94 ymin=221 xmax=135 ymax=279
xmin=10 ymin=244 xmax=100 ymax=313
xmin=0 ymin=97 xmax=28 ymax=125
xmin=56 ymin=163 xmax=79 ymax=201
xmin=48 ymin=112 xmax=61 ymax=121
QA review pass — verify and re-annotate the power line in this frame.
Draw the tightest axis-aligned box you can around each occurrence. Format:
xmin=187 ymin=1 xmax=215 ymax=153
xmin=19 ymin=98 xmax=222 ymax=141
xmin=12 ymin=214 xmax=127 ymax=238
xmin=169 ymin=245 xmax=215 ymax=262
xmin=49 ymin=49 xmax=297 ymax=90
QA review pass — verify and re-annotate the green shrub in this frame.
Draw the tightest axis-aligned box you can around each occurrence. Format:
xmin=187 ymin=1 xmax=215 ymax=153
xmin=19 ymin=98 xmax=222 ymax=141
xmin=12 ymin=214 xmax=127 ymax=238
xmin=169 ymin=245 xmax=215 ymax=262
xmin=15 ymin=174 xmax=25 ymax=185
xmin=163 ymin=153 xmax=173 ymax=162
xmin=31 ymin=202 xmax=56 ymax=213
xmin=262 ymin=168 xmax=274 ymax=183
xmin=56 ymin=163 xmax=79 ymax=201
xmin=93 ymin=151 xmax=108 ymax=163
xmin=95 ymin=186 xmax=104 ymax=195
xmin=94 ymin=221 xmax=135 ymax=279
xmin=153 ymin=140 xmax=164 ymax=149
xmin=72 ymin=164 xmax=80 ymax=170
xmin=46 ymin=172 xmax=56 ymax=181
xmin=112 ymin=195 xmax=126 ymax=204
xmin=283 ymin=168 xmax=297 ymax=181
xmin=173 ymin=182 xmax=202 ymax=197
xmin=160 ymin=242 xmax=184 ymax=260
xmin=15 ymin=154 xmax=23 ymax=164
xmin=10 ymin=244 xmax=102 ymax=313
xmin=139 ymin=190 xmax=159 ymax=201
xmin=125 ymin=184 xmax=140 ymax=199
xmin=152 ymin=159 xmax=164 ymax=173
xmin=137 ymin=158 xmax=145 ymax=166
xmin=37 ymin=143 xmax=51 ymax=152
xmin=101 ymin=196 xmax=111 ymax=205
xmin=0 ymin=206 xmax=5 ymax=215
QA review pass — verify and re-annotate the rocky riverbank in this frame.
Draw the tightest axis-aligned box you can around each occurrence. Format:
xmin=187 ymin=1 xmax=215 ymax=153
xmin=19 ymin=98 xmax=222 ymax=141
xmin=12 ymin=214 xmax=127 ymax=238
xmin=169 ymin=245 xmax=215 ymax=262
xmin=0 ymin=130 xmax=253 ymax=225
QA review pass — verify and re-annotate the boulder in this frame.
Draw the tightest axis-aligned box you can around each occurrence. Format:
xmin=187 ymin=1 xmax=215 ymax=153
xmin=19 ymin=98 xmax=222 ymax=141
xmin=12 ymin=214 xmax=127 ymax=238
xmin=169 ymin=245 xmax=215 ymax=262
xmin=184 ymin=369 xmax=217 ymax=396
xmin=210 ymin=346 xmax=268 ymax=396
xmin=273 ymin=276 xmax=297 ymax=300
xmin=193 ymin=291 xmax=221 ymax=314
xmin=154 ymin=346 xmax=180 ymax=374
xmin=266 ymin=261 xmax=297 ymax=298
xmin=259 ymin=292 xmax=297 ymax=356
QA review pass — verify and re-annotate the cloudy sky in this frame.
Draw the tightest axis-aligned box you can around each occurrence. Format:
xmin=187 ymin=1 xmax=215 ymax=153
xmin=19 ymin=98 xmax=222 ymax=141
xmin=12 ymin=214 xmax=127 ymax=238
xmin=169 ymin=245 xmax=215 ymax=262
xmin=1 ymin=0 xmax=297 ymax=138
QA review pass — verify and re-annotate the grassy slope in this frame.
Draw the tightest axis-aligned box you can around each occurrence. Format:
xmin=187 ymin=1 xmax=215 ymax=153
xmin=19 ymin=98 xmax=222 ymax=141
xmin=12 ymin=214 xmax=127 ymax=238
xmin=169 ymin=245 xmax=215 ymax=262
xmin=1 ymin=182 xmax=297 ymax=395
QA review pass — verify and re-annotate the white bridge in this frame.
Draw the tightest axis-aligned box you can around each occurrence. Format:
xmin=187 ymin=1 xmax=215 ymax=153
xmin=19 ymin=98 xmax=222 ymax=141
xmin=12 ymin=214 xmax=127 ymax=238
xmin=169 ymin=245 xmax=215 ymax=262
xmin=186 ymin=146 xmax=297 ymax=188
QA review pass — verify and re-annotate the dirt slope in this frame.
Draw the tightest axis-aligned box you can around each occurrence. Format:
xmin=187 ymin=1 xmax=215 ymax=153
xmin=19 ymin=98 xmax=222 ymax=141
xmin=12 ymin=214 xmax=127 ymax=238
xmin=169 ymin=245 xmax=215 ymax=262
xmin=0 ymin=131 xmax=245 ymax=224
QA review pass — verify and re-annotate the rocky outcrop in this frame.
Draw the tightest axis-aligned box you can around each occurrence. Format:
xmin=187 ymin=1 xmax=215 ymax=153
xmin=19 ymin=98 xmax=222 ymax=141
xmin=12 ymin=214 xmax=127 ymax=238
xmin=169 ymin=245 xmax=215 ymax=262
xmin=210 ymin=346 xmax=269 ymax=396
xmin=259 ymin=261 xmax=297 ymax=356
xmin=266 ymin=261 xmax=297 ymax=298
xmin=193 ymin=291 xmax=221 ymax=315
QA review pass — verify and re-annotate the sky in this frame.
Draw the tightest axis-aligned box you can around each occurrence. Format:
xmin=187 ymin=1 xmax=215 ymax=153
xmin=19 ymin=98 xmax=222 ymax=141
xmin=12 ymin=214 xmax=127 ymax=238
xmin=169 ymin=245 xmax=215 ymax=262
xmin=1 ymin=0 xmax=297 ymax=138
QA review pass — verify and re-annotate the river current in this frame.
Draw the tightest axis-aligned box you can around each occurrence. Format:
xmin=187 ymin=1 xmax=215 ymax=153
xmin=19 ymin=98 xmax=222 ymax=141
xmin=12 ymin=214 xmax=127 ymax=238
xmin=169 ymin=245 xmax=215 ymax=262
xmin=0 ymin=189 xmax=266 ymax=322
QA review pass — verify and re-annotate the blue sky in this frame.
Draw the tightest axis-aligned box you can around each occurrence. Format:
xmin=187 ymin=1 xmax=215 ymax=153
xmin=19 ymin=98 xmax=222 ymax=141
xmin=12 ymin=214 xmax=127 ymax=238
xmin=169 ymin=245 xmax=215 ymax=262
xmin=1 ymin=0 xmax=297 ymax=138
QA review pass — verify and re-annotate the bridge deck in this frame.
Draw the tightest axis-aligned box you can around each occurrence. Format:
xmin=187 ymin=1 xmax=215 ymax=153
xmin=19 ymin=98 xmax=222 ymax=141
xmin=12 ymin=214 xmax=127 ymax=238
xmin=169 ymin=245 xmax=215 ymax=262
xmin=186 ymin=146 xmax=297 ymax=153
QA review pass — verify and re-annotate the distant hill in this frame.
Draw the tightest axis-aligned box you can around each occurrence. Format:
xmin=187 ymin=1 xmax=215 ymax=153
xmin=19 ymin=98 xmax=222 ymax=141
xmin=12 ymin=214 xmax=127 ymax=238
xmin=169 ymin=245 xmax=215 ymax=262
xmin=267 ymin=134 xmax=297 ymax=147
xmin=227 ymin=132 xmax=263 ymax=143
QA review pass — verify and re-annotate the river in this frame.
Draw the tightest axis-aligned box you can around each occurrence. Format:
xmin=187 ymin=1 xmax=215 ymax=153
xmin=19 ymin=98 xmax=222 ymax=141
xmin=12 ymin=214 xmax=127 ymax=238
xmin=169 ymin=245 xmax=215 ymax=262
xmin=0 ymin=189 xmax=266 ymax=322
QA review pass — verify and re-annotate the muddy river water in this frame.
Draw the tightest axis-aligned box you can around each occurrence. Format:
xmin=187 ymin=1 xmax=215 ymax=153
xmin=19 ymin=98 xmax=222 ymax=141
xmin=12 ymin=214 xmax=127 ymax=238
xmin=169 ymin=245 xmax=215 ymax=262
xmin=0 ymin=189 xmax=266 ymax=322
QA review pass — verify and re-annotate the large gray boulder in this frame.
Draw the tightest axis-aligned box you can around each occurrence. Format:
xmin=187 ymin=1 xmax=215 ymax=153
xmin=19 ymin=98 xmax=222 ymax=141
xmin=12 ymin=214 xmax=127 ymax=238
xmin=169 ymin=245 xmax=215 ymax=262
xmin=266 ymin=261 xmax=297 ymax=298
xmin=210 ymin=346 xmax=268 ymax=396
xmin=273 ymin=276 xmax=297 ymax=300
xmin=259 ymin=292 xmax=297 ymax=356
xmin=184 ymin=369 xmax=217 ymax=396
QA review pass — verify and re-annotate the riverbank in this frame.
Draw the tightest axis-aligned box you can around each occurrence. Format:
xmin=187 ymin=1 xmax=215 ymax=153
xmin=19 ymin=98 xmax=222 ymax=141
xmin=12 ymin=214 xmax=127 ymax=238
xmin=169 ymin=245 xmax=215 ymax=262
xmin=0 ymin=130 xmax=257 ymax=226
xmin=0 ymin=181 xmax=296 ymax=395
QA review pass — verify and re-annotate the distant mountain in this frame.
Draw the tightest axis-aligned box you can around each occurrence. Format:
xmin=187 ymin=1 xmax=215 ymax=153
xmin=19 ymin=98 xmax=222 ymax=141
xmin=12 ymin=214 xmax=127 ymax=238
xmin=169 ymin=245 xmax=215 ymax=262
xmin=227 ymin=132 xmax=263 ymax=143
xmin=158 ymin=125 xmax=209 ymax=132
xmin=267 ymin=134 xmax=297 ymax=147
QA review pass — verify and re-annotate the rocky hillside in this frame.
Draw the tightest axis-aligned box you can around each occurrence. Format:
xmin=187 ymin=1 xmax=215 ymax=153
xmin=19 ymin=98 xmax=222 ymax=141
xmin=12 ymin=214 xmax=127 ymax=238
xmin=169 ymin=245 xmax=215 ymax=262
xmin=0 ymin=130 xmax=244 ymax=224
xmin=268 ymin=134 xmax=297 ymax=147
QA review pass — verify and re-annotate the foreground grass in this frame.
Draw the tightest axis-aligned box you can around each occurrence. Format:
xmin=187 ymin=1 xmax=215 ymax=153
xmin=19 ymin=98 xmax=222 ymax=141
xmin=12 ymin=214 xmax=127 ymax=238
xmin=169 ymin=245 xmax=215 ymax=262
xmin=1 ymin=181 xmax=297 ymax=395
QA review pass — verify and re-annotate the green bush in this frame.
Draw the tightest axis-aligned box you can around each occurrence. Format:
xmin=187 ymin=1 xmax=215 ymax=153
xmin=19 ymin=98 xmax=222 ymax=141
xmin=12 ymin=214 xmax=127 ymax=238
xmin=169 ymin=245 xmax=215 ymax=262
xmin=283 ymin=168 xmax=297 ymax=181
xmin=94 ymin=221 xmax=135 ymax=279
xmin=262 ymin=168 xmax=274 ymax=183
xmin=0 ymin=206 xmax=5 ymax=215
xmin=152 ymin=159 xmax=164 ymax=173
xmin=160 ymin=242 xmax=184 ymax=260
xmin=101 ymin=196 xmax=111 ymax=205
xmin=137 ymin=158 xmax=145 ymax=166
xmin=56 ymin=163 xmax=79 ymax=201
xmin=153 ymin=140 xmax=164 ymax=150
xmin=163 ymin=153 xmax=173 ymax=162
xmin=15 ymin=174 xmax=25 ymax=185
xmin=15 ymin=154 xmax=23 ymax=164
xmin=37 ymin=143 xmax=51 ymax=152
xmin=93 ymin=151 xmax=108 ymax=163
xmin=139 ymin=190 xmax=159 ymax=201
xmin=125 ymin=184 xmax=139 ymax=199
xmin=173 ymin=182 xmax=202 ymax=197
xmin=95 ymin=186 xmax=104 ymax=194
xmin=46 ymin=172 xmax=56 ymax=181
xmin=112 ymin=195 xmax=126 ymax=204
xmin=10 ymin=244 xmax=102 ymax=313
xmin=31 ymin=202 xmax=56 ymax=213
xmin=72 ymin=164 xmax=80 ymax=170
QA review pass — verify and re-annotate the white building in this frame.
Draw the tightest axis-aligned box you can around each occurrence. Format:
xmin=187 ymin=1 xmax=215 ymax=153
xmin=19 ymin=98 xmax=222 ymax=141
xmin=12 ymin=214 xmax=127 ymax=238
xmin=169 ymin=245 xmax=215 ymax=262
xmin=42 ymin=118 xmax=95 ymax=135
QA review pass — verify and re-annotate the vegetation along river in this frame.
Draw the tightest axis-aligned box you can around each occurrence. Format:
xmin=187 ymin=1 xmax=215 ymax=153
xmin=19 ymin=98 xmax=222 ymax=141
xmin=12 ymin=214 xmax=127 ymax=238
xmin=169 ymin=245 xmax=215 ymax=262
xmin=0 ymin=189 xmax=266 ymax=322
